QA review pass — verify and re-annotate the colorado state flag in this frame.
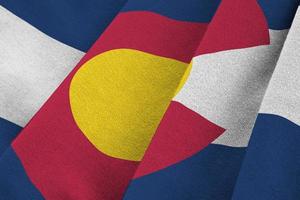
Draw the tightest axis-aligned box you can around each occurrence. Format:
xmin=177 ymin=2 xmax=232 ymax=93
xmin=0 ymin=0 xmax=299 ymax=200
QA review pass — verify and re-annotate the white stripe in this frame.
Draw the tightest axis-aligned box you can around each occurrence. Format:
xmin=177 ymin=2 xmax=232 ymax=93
xmin=174 ymin=30 xmax=288 ymax=147
xmin=0 ymin=6 xmax=84 ymax=126
xmin=260 ymin=9 xmax=300 ymax=125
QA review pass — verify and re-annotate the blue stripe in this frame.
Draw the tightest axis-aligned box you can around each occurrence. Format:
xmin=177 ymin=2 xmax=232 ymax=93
xmin=0 ymin=117 xmax=21 ymax=156
xmin=0 ymin=0 xmax=219 ymax=52
xmin=258 ymin=0 xmax=300 ymax=29
xmin=122 ymin=0 xmax=299 ymax=29
xmin=124 ymin=144 xmax=246 ymax=200
xmin=1 ymin=0 xmax=297 ymax=54
xmin=1 ymin=0 xmax=127 ymax=51
xmin=0 ymin=147 xmax=44 ymax=199
xmin=121 ymin=0 xmax=221 ymax=23
xmin=232 ymin=114 xmax=300 ymax=200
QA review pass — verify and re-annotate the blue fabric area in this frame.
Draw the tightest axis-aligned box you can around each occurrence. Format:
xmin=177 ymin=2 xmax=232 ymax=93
xmin=0 ymin=117 xmax=21 ymax=156
xmin=0 ymin=0 xmax=127 ymax=51
xmin=122 ymin=0 xmax=221 ymax=23
xmin=0 ymin=0 xmax=219 ymax=52
xmin=0 ymin=147 xmax=44 ymax=199
xmin=1 ymin=0 xmax=298 ymax=53
xmin=123 ymin=0 xmax=300 ymax=29
xmin=124 ymin=144 xmax=246 ymax=200
xmin=232 ymin=114 xmax=300 ymax=200
xmin=258 ymin=0 xmax=300 ymax=29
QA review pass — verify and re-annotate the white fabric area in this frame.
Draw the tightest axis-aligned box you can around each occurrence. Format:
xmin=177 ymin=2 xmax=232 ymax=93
xmin=0 ymin=6 xmax=84 ymax=126
xmin=260 ymin=10 xmax=300 ymax=125
xmin=174 ymin=30 xmax=288 ymax=147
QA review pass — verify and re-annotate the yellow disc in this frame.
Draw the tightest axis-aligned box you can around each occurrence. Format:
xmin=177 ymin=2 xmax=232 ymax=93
xmin=69 ymin=49 xmax=187 ymax=161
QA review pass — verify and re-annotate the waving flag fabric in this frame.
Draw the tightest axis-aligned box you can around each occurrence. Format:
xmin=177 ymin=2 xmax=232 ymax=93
xmin=0 ymin=0 xmax=127 ymax=154
xmin=232 ymin=7 xmax=300 ymax=199
xmin=0 ymin=0 xmax=299 ymax=200
xmin=124 ymin=0 xmax=299 ymax=199
xmin=0 ymin=0 xmax=219 ymax=199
